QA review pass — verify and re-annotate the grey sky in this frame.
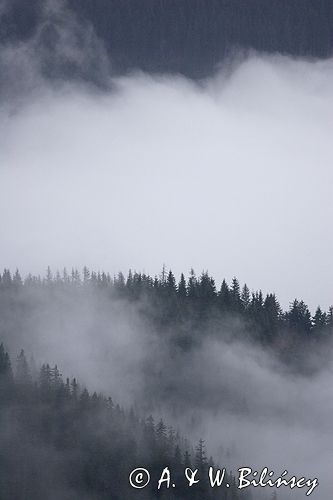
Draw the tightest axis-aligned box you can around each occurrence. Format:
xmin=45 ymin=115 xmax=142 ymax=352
xmin=0 ymin=54 xmax=332 ymax=311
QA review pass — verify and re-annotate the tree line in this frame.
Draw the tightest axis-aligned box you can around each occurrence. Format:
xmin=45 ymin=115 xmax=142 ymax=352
xmin=1 ymin=267 xmax=332 ymax=345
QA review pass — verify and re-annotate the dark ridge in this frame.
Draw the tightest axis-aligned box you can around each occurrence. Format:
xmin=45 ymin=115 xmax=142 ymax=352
xmin=0 ymin=267 xmax=332 ymax=373
xmin=1 ymin=0 xmax=333 ymax=81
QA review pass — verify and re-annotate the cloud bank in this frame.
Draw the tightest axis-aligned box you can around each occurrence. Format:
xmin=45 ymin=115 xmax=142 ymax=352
xmin=1 ymin=49 xmax=333 ymax=498
xmin=0 ymin=54 xmax=332 ymax=310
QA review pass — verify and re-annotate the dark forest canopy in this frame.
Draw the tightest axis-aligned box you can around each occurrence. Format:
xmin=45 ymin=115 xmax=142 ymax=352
xmin=1 ymin=0 xmax=333 ymax=80
xmin=0 ymin=267 xmax=327 ymax=499
xmin=0 ymin=342 xmax=247 ymax=500
xmin=1 ymin=267 xmax=332 ymax=353
xmin=0 ymin=268 xmax=330 ymax=498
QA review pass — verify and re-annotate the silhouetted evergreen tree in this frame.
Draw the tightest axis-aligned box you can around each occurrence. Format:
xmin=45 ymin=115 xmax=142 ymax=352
xmin=241 ymin=284 xmax=251 ymax=311
xmin=312 ymin=306 xmax=327 ymax=334
xmin=16 ymin=349 xmax=31 ymax=384
xmin=219 ymin=279 xmax=231 ymax=311
xmin=287 ymin=299 xmax=312 ymax=335
xmin=178 ymin=273 xmax=187 ymax=298
xmin=0 ymin=266 xmax=331 ymax=371
xmin=0 ymin=343 xmax=12 ymax=378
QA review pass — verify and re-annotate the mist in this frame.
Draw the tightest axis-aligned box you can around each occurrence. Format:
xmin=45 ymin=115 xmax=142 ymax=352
xmin=1 ymin=12 xmax=333 ymax=498
xmin=1 ymin=55 xmax=333 ymax=311
xmin=0 ymin=281 xmax=332 ymax=499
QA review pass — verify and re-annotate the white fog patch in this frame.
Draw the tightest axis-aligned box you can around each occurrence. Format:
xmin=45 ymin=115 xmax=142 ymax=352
xmin=1 ymin=55 xmax=332 ymax=310
xmin=136 ymin=333 xmax=333 ymax=499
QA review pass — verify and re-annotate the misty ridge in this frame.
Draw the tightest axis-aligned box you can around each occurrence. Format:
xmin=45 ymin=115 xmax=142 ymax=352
xmin=2 ymin=341 xmax=247 ymax=500
xmin=1 ymin=0 xmax=333 ymax=88
xmin=1 ymin=52 xmax=332 ymax=314
xmin=0 ymin=267 xmax=332 ymax=499
xmin=1 ymin=1 xmax=333 ymax=500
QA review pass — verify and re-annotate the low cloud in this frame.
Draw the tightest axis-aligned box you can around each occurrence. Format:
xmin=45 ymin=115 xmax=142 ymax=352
xmin=1 ymin=7 xmax=332 ymax=500
xmin=0 ymin=55 xmax=332 ymax=310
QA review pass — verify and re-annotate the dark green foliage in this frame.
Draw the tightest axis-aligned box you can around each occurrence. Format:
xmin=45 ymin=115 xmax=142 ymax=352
xmin=312 ymin=306 xmax=327 ymax=334
xmin=241 ymin=284 xmax=251 ymax=311
xmin=219 ymin=279 xmax=231 ymax=311
xmin=187 ymin=268 xmax=198 ymax=299
xmin=0 ymin=267 xmax=332 ymax=353
xmin=287 ymin=299 xmax=312 ymax=335
xmin=0 ymin=343 xmax=12 ymax=378
xmin=1 ymin=265 xmax=315 ymax=499
xmin=178 ymin=273 xmax=187 ymax=298
xmin=230 ymin=277 xmax=242 ymax=313
xmin=0 ymin=349 xmax=245 ymax=500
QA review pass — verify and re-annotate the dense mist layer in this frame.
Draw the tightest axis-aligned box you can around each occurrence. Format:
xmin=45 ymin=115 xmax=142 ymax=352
xmin=1 ymin=55 xmax=333 ymax=310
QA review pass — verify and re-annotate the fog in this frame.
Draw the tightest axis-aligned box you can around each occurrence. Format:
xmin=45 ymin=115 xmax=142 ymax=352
xmin=1 ymin=284 xmax=332 ymax=499
xmin=1 ymin=55 xmax=333 ymax=311
xmin=1 ymin=12 xmax=333 ymax=497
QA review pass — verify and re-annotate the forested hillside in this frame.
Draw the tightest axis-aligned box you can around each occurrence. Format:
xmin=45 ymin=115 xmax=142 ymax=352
xmin=0 ymin=267 xmax=332 ymax=370
xmin=0 ymin=267 xmax=328 ymax=499
xmin=0 ymin=3 xmax=331 ymax=499
xmin=0 ymin=342 xmax=245 ymax=500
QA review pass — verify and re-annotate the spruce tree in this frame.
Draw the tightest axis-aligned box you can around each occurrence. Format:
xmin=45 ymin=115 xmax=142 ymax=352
xmin=16 ymin=349 xmax=31 ymax=384
xmin=178 ymin=273 xmax=187 ymax=298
